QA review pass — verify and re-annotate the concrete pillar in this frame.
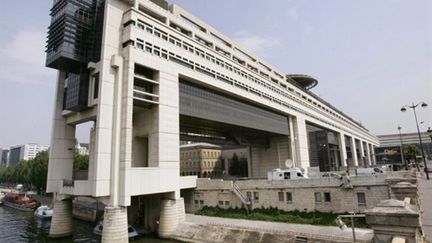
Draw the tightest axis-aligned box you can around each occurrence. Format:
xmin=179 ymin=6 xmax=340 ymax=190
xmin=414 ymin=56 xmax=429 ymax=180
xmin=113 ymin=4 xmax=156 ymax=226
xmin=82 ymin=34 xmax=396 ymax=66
xmin=365 ymin=199 xmax=421 ymax=243
xmin=351 ymin=137 xmax=359 ymax=166
xmin=371 ymin=144 xmax=377 ymax=165
xmin=177 ymin=197 xmax=186 ymax=223
xmin=49 ymin=199 xmax=73 ymax=238
xmin=47 ymin=71 xmax=76 ymax=193
xmin=288 ymin=116 xmax=298 ymax=167
xmin=293 ymin=116 xmax=310 ymax=170
xmin=359 ymin=141 xmax=365 ymax=167
xmin=159 ymin=198 xmax=182 ymax=238
xmin=338 ymin=132 xmax=347 ymax=167
xmin=101 ymin=206 xmax=128 ymax=243
xmin=365 ymin=143 xmax=371 ymax=166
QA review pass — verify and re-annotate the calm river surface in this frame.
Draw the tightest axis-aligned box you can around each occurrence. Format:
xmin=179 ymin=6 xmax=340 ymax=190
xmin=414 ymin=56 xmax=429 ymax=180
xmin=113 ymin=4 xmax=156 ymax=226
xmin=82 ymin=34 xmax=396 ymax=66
xmin=0 ymin=206 xmax=179 ymax=243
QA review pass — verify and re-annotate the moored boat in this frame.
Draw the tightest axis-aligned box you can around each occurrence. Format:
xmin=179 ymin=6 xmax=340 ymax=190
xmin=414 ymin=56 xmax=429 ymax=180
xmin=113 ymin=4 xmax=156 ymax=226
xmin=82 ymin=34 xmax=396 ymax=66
xmin=93 ymin=222 xmax=139 ymax=240
xmin=0 ymin=192 xmax=4 ymax=205
xmin=34 ymin=205 xmax=53 ymax=219
xmin=3 ymin=192 xmax=40 ymax=212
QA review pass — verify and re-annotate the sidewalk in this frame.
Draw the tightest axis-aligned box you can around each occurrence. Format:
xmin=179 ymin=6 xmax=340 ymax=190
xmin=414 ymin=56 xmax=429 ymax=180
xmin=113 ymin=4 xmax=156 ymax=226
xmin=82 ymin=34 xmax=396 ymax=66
xmin=418 ymin=175 xmax=432 ymax=242
xmin=180 ymin=214 xmax=373 ymax=242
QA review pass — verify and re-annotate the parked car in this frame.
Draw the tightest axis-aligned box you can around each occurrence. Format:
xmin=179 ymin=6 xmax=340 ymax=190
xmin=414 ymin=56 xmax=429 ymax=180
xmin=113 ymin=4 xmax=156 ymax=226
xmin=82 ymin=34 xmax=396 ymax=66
xmin=322 ymin=172 xmax=342 ymax=179
xmin=356 ymin=167 xmax=383 ymax=176
xmin=425 ymin=162 xmax=432 ymax=173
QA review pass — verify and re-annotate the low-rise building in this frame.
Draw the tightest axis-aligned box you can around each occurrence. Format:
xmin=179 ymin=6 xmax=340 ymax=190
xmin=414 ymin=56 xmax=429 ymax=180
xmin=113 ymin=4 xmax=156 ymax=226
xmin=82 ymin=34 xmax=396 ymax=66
xmin=184 ymin=172 xmax=413 ymax=214
xmin=180 ymin=143 xmax=222 ymax=178
xmin=376 ymin=132 xmax=432 ymax=167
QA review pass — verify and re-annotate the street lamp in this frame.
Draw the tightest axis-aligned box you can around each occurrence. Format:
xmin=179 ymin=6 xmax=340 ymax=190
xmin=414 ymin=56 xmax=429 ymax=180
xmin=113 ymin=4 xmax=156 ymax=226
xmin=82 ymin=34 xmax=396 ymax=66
xmin=428 ymin=126 xmax=432 ymax=162
xmin=397 ymin=125 xmax=407 ymax=170
xmin=336 ymin=212 xmax=366 ymax=243
xmin=401 ymin=102 xmax=429 ymax=180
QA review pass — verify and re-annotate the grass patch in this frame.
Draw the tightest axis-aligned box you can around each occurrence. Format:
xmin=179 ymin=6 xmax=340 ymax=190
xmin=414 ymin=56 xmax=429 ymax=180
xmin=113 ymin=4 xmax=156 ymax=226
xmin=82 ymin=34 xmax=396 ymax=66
xmin=195 ymin=206 xmax=369 ymax=228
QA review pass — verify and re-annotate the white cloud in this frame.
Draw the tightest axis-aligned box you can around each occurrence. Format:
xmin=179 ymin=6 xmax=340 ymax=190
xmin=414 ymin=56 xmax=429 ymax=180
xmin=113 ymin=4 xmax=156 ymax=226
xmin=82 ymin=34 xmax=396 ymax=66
xmin=233 ymin=31 xmax=281 ymax=57
xmin=287 ymin=8 xmax=299 ymax=22
xmin=0 ymin=29 xmax=56 ymax=85
xmin=303 ymin=22 xmax=314 ymax=35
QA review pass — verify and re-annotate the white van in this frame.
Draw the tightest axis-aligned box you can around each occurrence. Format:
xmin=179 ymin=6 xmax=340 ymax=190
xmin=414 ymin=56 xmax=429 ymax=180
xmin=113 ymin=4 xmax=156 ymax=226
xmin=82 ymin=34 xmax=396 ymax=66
xmin=356 ymin=167 xmax=383 ymax=176
xmin=267 ymin=168 xmax=307 ymax=180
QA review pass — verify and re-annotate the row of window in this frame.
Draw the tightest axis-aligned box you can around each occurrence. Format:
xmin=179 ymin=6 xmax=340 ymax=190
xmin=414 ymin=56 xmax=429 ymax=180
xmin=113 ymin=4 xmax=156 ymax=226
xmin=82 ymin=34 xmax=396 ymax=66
xmin=130 ymin=15 xmax=367 ymax=134
xmin=180 ymin=160 xmax=221 ymax=168
xmin=132 ymin=38 xmax=350 ymax=135
xmin=181 ymin=150 xmax=221 ymax=158
xmin=247 ymin=191 xmax=366 ymax=206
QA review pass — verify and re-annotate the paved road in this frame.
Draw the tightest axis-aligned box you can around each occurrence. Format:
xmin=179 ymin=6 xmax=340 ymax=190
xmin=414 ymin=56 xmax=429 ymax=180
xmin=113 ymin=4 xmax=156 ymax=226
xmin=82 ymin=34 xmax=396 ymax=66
xmin=419 ymin=175 xmax=432 ymax=242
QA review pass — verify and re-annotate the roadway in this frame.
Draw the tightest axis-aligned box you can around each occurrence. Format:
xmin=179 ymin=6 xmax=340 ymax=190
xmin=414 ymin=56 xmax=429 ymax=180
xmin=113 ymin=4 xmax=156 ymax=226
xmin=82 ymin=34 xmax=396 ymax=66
xmin=419 ymin=175 xmax=432 ymax=242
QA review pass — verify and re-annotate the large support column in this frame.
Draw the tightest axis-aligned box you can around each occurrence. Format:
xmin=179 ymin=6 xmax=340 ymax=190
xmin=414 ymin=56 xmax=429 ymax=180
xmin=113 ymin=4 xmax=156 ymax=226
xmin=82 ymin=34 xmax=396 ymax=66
xmin=288 ymin=116 xmax=298 ymax=167
xmin=293 ymin=116 xmax=310 ymax=170
xmin=338 ymin=132 xmax=348 ymax=167
xmin=47 ymin=71 xmax=75 ymax=193
xmin=159 ymin=197 xmax=185 ymax=238
xmin=101 ymin=206 xmax=128 ymax=243
xmin=371 ymin=144 xmax=377 ymax=165
xmin=359 ymin=141 xmax=365 ymax=167
xmin=49 ymin=199 xmax=73 ymax=238
xmin=351 ymin=137 xmax=359 ymax=166
xmin=365 ymin=142 xmax=371 ymax=166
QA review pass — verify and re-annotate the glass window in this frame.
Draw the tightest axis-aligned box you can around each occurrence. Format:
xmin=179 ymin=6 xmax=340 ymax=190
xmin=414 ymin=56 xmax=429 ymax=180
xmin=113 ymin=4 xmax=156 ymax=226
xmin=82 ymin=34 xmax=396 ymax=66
xmin=357 ymin=192 xmax=366 ymax=206
xmin=286 ymin=192 xmax=292 ymax=203
xmin=278 ymin=191 xmax=284 ymax=202
xmin=324 ymin=192 xmax=331 ymax=202
xmin=253 ymin=192 xmax=259 ymax=203
xmin=314 ymin=192 xmax=322 ymax=203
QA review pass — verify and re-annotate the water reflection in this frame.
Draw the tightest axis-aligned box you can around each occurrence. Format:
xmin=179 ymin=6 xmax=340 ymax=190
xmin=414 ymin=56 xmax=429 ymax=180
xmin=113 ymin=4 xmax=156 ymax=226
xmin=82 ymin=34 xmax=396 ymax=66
xmin=0 ymin=206 xmax=178 ymax=243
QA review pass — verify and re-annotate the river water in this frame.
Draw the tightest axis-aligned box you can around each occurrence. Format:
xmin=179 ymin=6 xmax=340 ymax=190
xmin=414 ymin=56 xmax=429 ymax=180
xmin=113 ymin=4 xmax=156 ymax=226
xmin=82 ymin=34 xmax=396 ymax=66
xmin=0 ymin=206 xmax=179 ymax=243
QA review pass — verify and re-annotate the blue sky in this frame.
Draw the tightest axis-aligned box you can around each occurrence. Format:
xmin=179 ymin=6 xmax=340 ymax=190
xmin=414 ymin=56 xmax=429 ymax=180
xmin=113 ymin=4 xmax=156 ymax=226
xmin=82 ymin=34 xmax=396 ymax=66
xmin=0 ymin=0 xmax=431 ymax=147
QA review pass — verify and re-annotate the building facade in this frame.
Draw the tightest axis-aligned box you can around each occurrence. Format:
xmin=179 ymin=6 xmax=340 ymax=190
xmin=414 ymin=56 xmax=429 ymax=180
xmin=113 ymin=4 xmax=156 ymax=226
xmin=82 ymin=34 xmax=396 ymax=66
xmin=45 ymin=0 xmax=379 ymax=240
xmin=180 ymin=143 xmax=222 ymax=178
xmin=7 ymin=143 xmax=49 ymax=166
xmin=376 ymin=132 xmax=432 ymax=166
xmin=0 ymin=148 xmax=9 ymax=168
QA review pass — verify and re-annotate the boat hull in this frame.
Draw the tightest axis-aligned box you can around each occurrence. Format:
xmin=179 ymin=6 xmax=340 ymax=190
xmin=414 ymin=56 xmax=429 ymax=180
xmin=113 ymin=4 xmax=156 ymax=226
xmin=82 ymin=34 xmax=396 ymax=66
xmin=3 ymin=200 xmax=35 ymax=212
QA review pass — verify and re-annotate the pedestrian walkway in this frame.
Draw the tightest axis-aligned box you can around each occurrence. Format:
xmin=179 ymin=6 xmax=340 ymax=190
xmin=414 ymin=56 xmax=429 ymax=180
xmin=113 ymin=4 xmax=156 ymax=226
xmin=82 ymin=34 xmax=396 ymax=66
xmin=179 ymin=214 xmax=374 ymax=242
xmin=418 ymin=175 xmax=432 ymax=242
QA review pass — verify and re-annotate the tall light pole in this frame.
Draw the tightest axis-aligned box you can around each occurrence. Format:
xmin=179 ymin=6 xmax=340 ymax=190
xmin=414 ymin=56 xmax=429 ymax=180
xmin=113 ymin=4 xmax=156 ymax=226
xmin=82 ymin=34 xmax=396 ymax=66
xmin=401 ymin=102 xmax=429 ymax=180
xmin=397 ymin=125 xmax=407 ymax=170
xmin=428 ymin=126 xmax=432 ymax=163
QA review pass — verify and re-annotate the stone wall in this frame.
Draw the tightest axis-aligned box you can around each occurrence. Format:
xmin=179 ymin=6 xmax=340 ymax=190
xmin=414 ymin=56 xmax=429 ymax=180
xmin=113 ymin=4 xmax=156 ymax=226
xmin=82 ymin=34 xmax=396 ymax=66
xmin=188 ymin=175 xmax=390 ymax=213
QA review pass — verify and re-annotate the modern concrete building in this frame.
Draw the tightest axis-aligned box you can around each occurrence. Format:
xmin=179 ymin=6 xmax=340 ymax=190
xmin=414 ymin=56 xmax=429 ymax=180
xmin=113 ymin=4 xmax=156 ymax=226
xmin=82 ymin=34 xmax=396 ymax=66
xmin=7 ymin=143 xmax=49 ymax=166
xmin=376 ymin=131 xmax=432 ymax=166
xmin=180 ymin=143 xmax=222 ymax=178
xmin=45 ymin=0 xmax=378 ymax=240
xmin=0 ymin=148 xmax=9 ymax=168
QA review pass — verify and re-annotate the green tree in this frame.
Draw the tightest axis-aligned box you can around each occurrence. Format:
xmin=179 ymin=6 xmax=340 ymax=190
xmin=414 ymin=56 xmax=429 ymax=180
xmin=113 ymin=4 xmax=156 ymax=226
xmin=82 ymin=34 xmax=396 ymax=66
xmin=74 ymin=154 xmax=89 ymax=170
xmin=28 ymin=150 xmax=49 ymax=193
xmin=404 ymin=144 xmax=420 ymax=160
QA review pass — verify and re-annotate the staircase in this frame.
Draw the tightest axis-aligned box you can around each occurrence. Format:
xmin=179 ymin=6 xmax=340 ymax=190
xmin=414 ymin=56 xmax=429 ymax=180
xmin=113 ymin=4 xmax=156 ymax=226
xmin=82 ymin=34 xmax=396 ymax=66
xmin=231 ymin=182 xmax=251 ymax=210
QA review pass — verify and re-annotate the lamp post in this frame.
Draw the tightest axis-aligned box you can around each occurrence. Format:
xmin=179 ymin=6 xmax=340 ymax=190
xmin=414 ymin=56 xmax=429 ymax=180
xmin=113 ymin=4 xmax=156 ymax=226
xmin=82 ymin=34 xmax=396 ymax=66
xmin=428 ymin=126 xmax=432 ymax=165
xmin=401 ymin=102 xmax=429 ymax=180
xmin=397 ymin=125 xmax=407 ymax=170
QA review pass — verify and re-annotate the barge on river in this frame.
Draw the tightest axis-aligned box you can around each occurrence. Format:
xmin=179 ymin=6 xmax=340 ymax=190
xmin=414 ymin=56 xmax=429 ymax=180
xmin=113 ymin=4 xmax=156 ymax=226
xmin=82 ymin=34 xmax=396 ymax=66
xmin=2 ymin=192 xmax=40 ymax=212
